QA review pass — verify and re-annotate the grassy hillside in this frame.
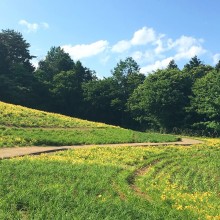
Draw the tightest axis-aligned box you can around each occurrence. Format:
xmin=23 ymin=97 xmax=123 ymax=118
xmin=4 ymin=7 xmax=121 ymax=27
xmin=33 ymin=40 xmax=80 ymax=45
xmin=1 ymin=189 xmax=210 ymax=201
xmin=0 ymin=102 xmax=179 ymax=147
xmin=0 ymin=139 xmax=219 ymax=219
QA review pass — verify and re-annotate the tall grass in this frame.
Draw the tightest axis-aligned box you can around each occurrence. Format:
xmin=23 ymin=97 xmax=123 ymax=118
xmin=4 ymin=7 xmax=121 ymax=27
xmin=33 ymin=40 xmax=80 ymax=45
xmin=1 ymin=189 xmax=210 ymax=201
xmin=0 ymin=139 xmax=219 ymax=219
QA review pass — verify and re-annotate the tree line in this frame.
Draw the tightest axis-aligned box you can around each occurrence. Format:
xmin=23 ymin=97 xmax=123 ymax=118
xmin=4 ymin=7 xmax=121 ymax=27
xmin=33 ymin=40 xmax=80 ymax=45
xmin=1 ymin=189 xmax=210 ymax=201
xmin=1 ymin=29 xmax=220 ymax=136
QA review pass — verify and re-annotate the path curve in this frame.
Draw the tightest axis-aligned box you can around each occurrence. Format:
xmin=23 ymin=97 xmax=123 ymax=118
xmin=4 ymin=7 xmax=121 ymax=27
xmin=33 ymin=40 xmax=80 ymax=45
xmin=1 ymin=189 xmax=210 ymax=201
xmin=0 ymin=138 xmax=204 ymax=159
xmin=129 ymin=159 xmax=160 ymax=201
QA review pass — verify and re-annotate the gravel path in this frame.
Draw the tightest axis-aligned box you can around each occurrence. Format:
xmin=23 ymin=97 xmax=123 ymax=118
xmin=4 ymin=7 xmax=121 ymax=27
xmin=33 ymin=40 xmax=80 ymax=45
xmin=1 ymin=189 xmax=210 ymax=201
xmin=0 ymin=138 xmax=204 ymax=159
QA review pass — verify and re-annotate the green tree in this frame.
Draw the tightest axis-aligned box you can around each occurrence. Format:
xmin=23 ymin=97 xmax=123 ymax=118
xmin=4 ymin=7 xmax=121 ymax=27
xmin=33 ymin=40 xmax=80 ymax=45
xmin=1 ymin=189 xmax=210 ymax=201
xmin=82 ymin=58 xmax=145 ymax=127
xmin=112 ymin=57 xmax=140 ymax=81
xmin=215 ymin=60 xmax=220 ymax=71
xmin=0 ymin=41 xmax=8 ymax=74
xmin=167 ymin=59 xmax=179 ymax=70
xmin=181 ymin=58 xmax=213 ymax=127
xmin=190 ymin=70 xmax=220 ymax=133
xmin=184 ymin=56 xmax=203 ymax=71
xmin=111 ymin=57 xmax=145 ymax=126
xmin=50 ymin=70 xmax=81 ymax=116
xmin=128 ymin=69 xmax=191 ymax=131
xmin=36 ymin=46 xmax=75 ymax=83
xmin=0 ymin=29 xmax=35 ymax=72
xmin=82 ymin=78 xmax=117 ymax=124
xmin=0 ymin=29 xmax=36 ymax=106
xmin=35 ymin=47 xmax=96 ymax=114
xmin=74 ymin=61 xmax=96 ymax=83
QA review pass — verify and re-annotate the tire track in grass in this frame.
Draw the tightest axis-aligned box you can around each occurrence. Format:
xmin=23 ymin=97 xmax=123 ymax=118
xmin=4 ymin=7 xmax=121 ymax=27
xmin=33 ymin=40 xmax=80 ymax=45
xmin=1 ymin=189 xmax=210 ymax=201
xmin=127 ymin=154 xmax=179 ymax=201
xmin=127 ymin=159 xmax=161 ymax=201
xmin=111 ymin=180 xmax=127 ymax=201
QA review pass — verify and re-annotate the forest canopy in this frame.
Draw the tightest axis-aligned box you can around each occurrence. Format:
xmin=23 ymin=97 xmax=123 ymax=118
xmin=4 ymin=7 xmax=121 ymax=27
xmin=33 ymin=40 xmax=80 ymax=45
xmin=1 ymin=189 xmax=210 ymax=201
xmin=1 ymin=29 xmax=220 ymax=136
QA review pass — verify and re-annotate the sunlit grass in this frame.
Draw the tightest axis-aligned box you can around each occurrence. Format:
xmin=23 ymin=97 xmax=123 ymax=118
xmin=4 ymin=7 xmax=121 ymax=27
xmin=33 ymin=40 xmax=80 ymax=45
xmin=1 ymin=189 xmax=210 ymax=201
xmin=0 ymin=101 xmax=109 ymax=128
xmin=0 ymin=139 xmax=219 ymax=219
xmin=0 ymin=101 xmax=179 ymax=147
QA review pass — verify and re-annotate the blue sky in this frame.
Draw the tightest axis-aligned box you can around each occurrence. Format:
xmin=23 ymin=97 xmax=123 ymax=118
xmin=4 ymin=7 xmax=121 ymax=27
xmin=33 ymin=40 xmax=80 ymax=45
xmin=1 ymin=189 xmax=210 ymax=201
xmin=1 ymin=0 xmax=220 ymax=77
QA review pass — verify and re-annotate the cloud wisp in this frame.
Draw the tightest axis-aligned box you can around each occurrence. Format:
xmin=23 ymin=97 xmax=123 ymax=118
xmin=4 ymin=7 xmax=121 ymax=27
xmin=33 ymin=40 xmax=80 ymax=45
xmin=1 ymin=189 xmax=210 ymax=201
xmin=19 ymin=19 xmax=49 ymax=33
xmin=62 ymin=40 xmax=109 ymax=60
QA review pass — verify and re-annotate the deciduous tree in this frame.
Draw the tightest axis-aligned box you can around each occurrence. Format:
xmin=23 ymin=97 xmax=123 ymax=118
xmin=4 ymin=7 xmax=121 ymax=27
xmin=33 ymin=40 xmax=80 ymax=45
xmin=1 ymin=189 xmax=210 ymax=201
xmin=128 ymin=69 xmax=191 ymax=131
xmin=190 ymin=70 xmax=220 ymax=132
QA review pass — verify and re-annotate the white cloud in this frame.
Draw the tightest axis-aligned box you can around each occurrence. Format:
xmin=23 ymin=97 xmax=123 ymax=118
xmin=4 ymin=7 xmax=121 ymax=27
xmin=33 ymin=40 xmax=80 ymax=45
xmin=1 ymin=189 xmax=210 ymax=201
xmin=27 ymin=24 xmax=211 ymax=76
xmin=140 ymin=57 xmax=173 ymax=74
xmin=19 ymin=20 xmax=39 ymax=32
xmin=19 ymin=19 xmax=49 ymax=33
xmin=132 ymin=50 xmax=156 ymax=63
xmin=154 ymin=39 xmax=164 ymax=54
xmin=166 ymin=36 xmax=206 ymax=61
xmin=140 ymin=43 xmax=206 ymax=75
xmin=132 ymin=51 xmax=144 ymax=62
xmin=131 ymin=27 xmax=156 ymax=45
xmin=169 ymin=36 xmax=204 ymax=53
xmin=62 ymin=40 xmax=109 ymax=60
xmin=112 ymin=26 xmax=158 ymax=53
xmin=111 ymin=40 xmax=131 ymax=53
xmin=213 ymin=53 xmax=220 ymax=64
xmin=139 ymin=34 xmax=207 ymax=75
xmin=174 ymin=45 xmax=206 ymax=61
xmin=169 ymin=36 xmax=196 ymax=51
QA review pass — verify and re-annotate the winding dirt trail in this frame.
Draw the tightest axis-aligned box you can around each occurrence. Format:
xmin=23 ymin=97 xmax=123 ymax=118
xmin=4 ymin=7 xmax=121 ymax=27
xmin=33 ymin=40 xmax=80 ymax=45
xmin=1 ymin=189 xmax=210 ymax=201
xmin=0 ymin=138 xmax=203 ymax=159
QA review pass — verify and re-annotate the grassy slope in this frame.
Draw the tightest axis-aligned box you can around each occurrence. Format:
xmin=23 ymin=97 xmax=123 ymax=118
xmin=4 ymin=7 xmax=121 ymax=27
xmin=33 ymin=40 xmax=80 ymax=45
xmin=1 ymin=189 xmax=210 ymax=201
xmin=0 ymin=139 xmax=219 ymax=219
xmin=0 ymin=102 xmax=179 ymax=147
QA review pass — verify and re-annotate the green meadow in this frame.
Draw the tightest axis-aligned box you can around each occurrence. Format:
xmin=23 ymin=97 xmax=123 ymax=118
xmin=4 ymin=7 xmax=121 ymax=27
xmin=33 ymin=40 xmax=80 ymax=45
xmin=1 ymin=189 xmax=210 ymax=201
xmin=0 ymin=139 xmax=219 ymax=219
xmin=0 ymin=101 xmax=219 ymax=219
xmin=0 ymin=101 xmax=178 ymax=147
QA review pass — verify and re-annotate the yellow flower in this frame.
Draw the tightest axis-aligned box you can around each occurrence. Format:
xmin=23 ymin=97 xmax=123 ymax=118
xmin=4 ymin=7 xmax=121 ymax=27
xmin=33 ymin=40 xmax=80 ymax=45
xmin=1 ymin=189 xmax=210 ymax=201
xmin=176 ymin=205 xmax=183 ymax=210
xmin=161 ymin=194 xmax=166 ymax=201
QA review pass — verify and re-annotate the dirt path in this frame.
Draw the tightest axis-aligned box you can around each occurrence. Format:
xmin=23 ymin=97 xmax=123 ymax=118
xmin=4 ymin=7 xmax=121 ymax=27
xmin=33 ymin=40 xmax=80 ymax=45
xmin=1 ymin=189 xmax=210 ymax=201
xmin=0 ymin=138 xmax=204 ymax=159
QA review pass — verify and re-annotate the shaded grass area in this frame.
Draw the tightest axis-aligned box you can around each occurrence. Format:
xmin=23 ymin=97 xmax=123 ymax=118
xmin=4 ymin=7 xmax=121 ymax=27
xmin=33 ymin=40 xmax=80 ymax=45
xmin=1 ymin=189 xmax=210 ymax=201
xmin=0 ymin=127 xmax=179 ymax=147
xmin=0 ymin=139 xmax=219 ymax=219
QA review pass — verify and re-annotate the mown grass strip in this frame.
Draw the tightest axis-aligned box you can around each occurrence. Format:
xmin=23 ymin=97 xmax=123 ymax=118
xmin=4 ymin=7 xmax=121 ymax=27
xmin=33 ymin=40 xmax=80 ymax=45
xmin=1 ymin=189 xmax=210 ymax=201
xmin=0 ymin=127 xmax=179 ymax=148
